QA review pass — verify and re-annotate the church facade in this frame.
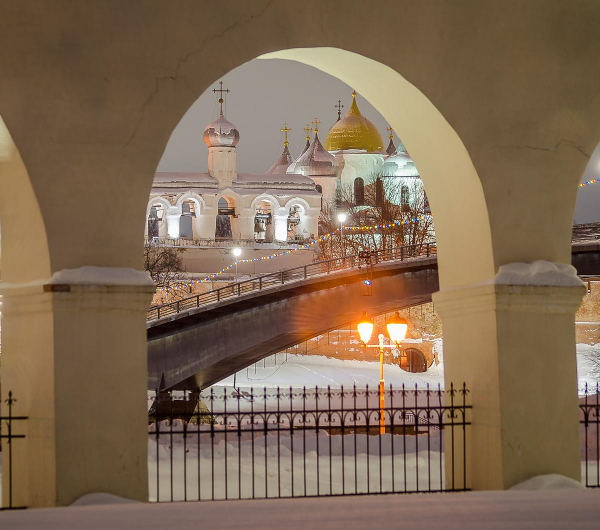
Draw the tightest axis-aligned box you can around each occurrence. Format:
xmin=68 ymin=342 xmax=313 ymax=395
xmin=146 ymin=93 xmax=321 ymax=245
xmin=146 ymin=88 xmax=424 ymax=246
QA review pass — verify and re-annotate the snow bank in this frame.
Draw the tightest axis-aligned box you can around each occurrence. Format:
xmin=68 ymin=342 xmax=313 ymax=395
xmin=509 ymin=474 xmax=584 ymax=491
xmin=491 ymin=261 xmax=583 ymax=287
xmin=71 ymin=493 xmax=141 ymax=506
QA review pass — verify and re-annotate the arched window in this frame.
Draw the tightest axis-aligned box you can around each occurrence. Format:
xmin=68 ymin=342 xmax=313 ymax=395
xmin=354 ymin=177 xmax=365 ymax=206
xmin=375 ymin=177 xmax=384 ymax=206
xmin=148 ymin=206 xmax=159 ymax=239
xmin=399 ymin=348 xmax=428 ymax=373
xmin=401 ymin=185 xmax=410 ymax=210
xmin=315 ymin=184 xmax=323 ymax=194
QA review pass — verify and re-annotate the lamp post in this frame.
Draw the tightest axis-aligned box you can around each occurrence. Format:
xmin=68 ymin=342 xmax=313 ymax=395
xmin=337 ymin=212 xmax=347 ymax=257
xmin=357 ymin=311 xmax=408 ymax=435
xmin=232 ymin=247 xmax=242 ymax=280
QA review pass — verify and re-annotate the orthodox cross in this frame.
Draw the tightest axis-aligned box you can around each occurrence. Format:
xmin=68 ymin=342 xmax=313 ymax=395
xmin=303 ymin=124 xmax=312 ymax=141
xmin=335 ymin=99 xmax=344 ymax=121
xmin=386 ymin=125 xmax=394 ymax=140
xmin=213 ymin=81 xmax=230 ymax=114
xmin=281 ymin=123 xmax=292 ymax=147
xmin=312 ymin=117 xmax=321 ymax=134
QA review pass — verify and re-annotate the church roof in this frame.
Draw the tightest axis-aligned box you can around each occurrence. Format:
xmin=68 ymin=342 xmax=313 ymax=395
xmin=386 ymin=137 xmax=396 ymax=156
xmin=381 ymin=140 xmax=419 ymax=177
xmin=288 ymin=132 xmax=339 ymax=178
xmin=266 ymin=145 xmax=293 ymax=174
xmin=324 ymin=92 xmax=385 ymax=153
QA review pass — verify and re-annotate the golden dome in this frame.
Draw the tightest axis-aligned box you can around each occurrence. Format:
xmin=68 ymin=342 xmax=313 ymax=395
xmin=324 ymin=92 xmax=385 ymax=153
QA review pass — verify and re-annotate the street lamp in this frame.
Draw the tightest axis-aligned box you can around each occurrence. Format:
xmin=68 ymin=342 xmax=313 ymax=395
xmin=337 ymin=212 xmax=347 ymax=257
xmin=232 ymin=247 xmax=242 ymax=280
xmin=357 ymin=311 xmax=409 ymax=434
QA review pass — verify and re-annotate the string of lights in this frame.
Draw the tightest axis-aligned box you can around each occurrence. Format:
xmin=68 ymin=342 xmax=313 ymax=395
xmin=579 ymin=178 xmax=600 ymax=188
xmin=156 ymin=215 xmax=433 ymax=292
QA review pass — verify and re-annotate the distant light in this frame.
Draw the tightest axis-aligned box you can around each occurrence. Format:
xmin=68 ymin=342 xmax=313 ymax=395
xmin=364 ymin=279 xmax=371 ymax=286
xmin=337 ymin=213 xmax=347 ymax=223
xmin=232 ymin=247 xmax=242 ymax=257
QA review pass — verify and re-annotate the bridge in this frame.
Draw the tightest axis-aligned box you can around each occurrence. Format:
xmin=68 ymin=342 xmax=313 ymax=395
xmin=147 ymin=240 xmax=600 ymax=391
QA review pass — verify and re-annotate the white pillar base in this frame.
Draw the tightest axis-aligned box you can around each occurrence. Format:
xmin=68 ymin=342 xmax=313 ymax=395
xmin=433 ymin=282 xmax=584 ymax=490
xmin=0 ymin=280 xmax=154 ymax=507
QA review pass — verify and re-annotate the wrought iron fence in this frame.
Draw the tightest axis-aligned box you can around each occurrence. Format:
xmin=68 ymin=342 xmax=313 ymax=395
xmin=147 ymin=241 xmax=437 ymax=321
xmin=0 ymin=391 xmax=27 ymax=511
xmin=581 ymin=382 xmax=600 ymax=488
xmin=148 ymin=382 xmax=469 ymax=502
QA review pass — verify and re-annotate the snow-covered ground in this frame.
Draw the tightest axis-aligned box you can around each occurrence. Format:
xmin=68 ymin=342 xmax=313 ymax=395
xmin=215 ymin=340 xmax=445 ymax=392
xmin=212 ymin=341 xmax=598 ymax=396
xmin=2 ymin=488 xmax=600 ymax=529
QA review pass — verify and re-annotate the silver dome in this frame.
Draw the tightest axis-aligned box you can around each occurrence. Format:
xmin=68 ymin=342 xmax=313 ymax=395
xmin=203 ymin=113 xmax=240 ymax=148
xmin=288 ymin=132 xmax=339 ymax=178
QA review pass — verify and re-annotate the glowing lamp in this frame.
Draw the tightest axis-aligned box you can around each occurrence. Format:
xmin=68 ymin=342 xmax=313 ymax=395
xmin=386 ymin=311 xmax=408 ymax=345
xmin=357 ymin=312 xmax=374 ymax=345
xmin=337 ymin=213 xmax=347 ymax=223
xmin=232 ymin=247 xmax=242 ymax=257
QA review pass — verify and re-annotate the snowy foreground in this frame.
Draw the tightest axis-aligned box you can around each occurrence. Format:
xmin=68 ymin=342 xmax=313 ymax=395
xmin=1 ymin=489 xmax=600 ymax=529
xmin=148 ymin=429 xmax=446 ymax=501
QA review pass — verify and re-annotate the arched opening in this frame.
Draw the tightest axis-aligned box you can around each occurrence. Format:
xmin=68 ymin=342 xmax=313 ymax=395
xmin=216 ymin=197 xmax=236 ymax=240
xmin=398 ymin=348 xmax=428 ymax=373
xmin=253 ymin=199 xmax=274 ymax=242
xmin=147 ymin=202 xmax=168 ymax=240
xmin=179 ymin=199 xmax=197 ymax=239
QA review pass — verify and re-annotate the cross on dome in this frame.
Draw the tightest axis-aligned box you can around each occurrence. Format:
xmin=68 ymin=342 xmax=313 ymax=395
xmin=386 ymin=125 xmax=394 ymax=141
xmin=335 ymin=99 xmax=344 ymax=121
xmin=281 ymin=123 xmax=292 ymax=147
xmin=312 ymin=117 xmax=321 ymax=134
xmin=213 ymin=81 xmax=230 ymax=115
xmin=303 ymin=124 xmax=312 ymax=141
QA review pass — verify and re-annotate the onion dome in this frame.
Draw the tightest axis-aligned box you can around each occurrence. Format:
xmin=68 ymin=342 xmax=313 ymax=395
xmin=287 ymin=124 xmax=313 ymax=174
xmin=382 ymin=139 xmax=419 ymax=177
xmin=203 ymin=112 xmax=240 ymax=148
xmin=324 ymin=91 xmax=385 ymax=153
xmin=266 ymin=145 xmax=293 ymax=174
xmin=288 ymin=130 xmax=339 ymax=178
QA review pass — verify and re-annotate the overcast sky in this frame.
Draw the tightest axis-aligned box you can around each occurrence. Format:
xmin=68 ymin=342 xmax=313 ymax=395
xmin=158 ymin=58 xmax=599 ymax=224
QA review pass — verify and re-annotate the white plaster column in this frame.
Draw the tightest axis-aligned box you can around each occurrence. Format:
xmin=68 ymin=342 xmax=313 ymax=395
xmin=0 ymin=275 xmax=155 ymax=507
xmin=194 ymin=210 xmax=216 ymax=240
xmin=273 ymin=207 xmax=288 ymax=242
xmin=433 ymin=281 xmax=585 ymax=490
xmin=237 ymin=208 xmax=255 ymax=240
xmin=157 ymin=217 xmax=168 ymax=238
xmin=165 ymin=206 xmax=181 ymax=239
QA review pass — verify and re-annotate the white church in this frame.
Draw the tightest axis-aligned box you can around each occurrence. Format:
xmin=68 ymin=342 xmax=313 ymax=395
xmin=145 ymin=86 xmax=424 ymax=248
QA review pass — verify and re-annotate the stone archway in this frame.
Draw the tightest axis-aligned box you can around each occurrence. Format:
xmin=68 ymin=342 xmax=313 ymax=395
xmin=0 ymin=2 xmax=598 ymax=504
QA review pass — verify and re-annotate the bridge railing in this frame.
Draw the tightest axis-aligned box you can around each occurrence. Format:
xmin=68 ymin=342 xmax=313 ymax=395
xmin=147 ymin=241 xmax=437 ymax=322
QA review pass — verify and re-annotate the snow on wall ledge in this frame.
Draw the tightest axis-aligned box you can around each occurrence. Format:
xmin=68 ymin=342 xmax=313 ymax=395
xmin=490 ymin=260 xmax=583 ymax=288
xmin=48 ymin=266 xmax=155 ymax=286
xmin=1 ymin=267 xmax=155 ymax=290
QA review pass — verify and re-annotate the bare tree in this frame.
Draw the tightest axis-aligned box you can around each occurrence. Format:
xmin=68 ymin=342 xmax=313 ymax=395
xmin=144 ymin=242 xmax=185 ymax=290
xmin=317 ymin=174 xmax=434 ymax=260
